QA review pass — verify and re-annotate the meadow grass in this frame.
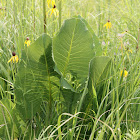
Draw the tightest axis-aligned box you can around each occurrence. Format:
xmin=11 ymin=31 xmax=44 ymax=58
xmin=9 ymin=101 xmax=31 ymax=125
xmin=0 ymin=0 xmax=140 ymax=139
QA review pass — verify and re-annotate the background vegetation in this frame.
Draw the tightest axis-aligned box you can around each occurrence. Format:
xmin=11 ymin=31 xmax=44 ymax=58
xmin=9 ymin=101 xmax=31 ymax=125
xmin=0 ymin=0 xmax=140 ymax=139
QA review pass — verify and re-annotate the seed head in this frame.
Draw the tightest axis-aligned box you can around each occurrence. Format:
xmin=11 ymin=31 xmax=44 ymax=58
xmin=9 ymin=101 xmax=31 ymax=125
xmin=12 ymin=52 xmax=16 ymax=56
xmin=53 ymin=5 xmax=56 ymax=8
xmin=26 ymin=37 xmax=30 ymax=40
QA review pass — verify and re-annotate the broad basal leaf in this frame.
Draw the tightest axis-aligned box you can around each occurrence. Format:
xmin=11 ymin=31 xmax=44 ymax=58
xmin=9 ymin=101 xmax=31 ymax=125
xmin=89 ymin=56 xmax=112 ymax=86
xmin=15 ymin=34 xmax=60 ymax=120
xmin=76 ymin=15 xmax=102 ymax=56
xmin=88 ymin=56 xmax=112 ymax=112
xmin=53 ymin=18 xmax=94 ymax=82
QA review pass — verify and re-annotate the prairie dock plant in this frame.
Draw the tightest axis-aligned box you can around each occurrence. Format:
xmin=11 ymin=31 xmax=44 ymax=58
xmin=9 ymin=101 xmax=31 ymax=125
xmin=0 ymin=0 xmax=140 ymax=140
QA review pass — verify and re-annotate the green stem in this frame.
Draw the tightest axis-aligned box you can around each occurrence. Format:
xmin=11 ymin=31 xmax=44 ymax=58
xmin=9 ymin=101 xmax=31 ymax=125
xmin=32 ymin=0 xmax=36 ymax=34
xmin=43 ymin=0 xmax=47 ymax=33
xmin=58 ymin=0 xmax=62 ymax=29
xmin=98 ymin=0 xmax=101 ymax=36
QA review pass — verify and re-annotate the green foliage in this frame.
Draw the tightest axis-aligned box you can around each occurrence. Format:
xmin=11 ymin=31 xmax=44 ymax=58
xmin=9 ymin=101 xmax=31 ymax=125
xmin=13 ymin=17 xmax=108 ymax=138
xmin=0 ymin=98 xmax=16 ymax=139
xmin=0 ymin=0 xmax=140 ymax=139
xmin=76 ymin=15 xmax=102 ymax=56
xmin=123 ymin=129 xmax=140 ymax=140
xmin=53 ymin=18 xmax=94 ymax=82
xmin=15 ymin=34 xmax=60 ymax=121
xmin=88 ymin=56 xmax=112 ymax=113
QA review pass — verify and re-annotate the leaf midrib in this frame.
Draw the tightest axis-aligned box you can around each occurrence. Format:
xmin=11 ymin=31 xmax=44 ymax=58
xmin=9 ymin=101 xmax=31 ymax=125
xmin=63 ymin=20 xmax=77 ymax=77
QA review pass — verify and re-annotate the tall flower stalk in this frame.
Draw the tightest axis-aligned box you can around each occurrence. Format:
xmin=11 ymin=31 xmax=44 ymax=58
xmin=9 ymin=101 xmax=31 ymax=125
xmin=43 ymin=0 xmax=47 ymax=33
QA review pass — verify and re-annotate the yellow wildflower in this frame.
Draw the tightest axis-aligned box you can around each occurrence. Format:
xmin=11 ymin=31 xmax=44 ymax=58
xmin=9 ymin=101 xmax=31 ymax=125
xmin=8 ymin=52 xmax=19 ymax=63
xmin=120 ymin=69 xmax=128 ymax=78
xmin=47 ymin=0 xmax=59 ymax=17
xmin=24 ymin=37 xmax=31 ymax=47
xmin=104 ymin=20 xmax=112 ymax=29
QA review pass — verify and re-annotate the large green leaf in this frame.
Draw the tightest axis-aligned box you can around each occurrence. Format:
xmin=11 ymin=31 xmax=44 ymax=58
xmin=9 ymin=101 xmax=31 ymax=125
xmin=15 ymin=34 xmax=60 ymax=121
xmin=76 ymin=15 xmax=102 ymax=56
xmin=53 ymin=18 xmax=94 ymax=82
xmin=61 ymin=88 xmax=81 ymax=113
xmin=89 ymin=56 xmax=112 ymax=86
xmin=87 ymin=56 xmax=112 ymax=112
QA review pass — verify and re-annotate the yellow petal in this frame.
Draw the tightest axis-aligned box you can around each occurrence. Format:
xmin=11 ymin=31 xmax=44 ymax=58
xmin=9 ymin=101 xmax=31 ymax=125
xmin=54 ymin=9 xmax=56 ymax=17
xmin=108 ymin=22 xmax=112 ymax=29
xmin=104 ymin=22 xmax=112 ymax=29
xmin=24 ymin=40 xmax=27 ymax=46
xmin=103 ymin=23 xmax=107 ymax=28
xmin=47 ymin=0 xmax=51 ymax=8
xmin=8 ymin=58 xmax=12 ymax=63
xmin=15 ymin=55 xmax=19 ymax=63
xmin=120 ymin=70 xmax=128 ymax=78
xmin=52 ymin=0 xmax=56 ymax=7
xmin=8 ymin=56 xmax=19 ymax=63
xmin=27 ymin=40 xmax=31 ymax=47
xmin=8 ymin=56 xmax=14 ymax=63
xmin=124 ymin=70 xmax=128 ymax=77
xmin=50 ymin=9 xmax=54 ymax=17
xmin=12 ymin=56 xmax=16 ymax=63
xmin=106 ymin=23 xmax=109 ymax=29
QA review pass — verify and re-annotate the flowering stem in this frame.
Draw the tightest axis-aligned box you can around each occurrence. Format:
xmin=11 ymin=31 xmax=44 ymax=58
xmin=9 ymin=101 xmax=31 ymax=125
xmin=43 ymin=0 xmax=47 ymax=33
xmin=98 ymin=0 xmax=101 ymax=36
xmin=32 ymin=0 xmax=36 ymax=33
xmin=58 ymin=0 xmax=62 ymax=29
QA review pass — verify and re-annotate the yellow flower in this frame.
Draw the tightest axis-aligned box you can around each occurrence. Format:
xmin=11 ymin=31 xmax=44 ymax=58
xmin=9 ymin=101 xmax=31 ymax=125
xmin=120 ymin=69 xmax=128 ymax=78
xmin=8 ymin=52 xmax=19 ymax=63
xmin=24 ymin=37 xmax=31 ymax=47
xmin=104 ymin=20 xmax=112 ymax=29
xmin=47 ymin=0 xmax=51 ymax=8
xmin=47 ymin=0 xmax=59 ymax=17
